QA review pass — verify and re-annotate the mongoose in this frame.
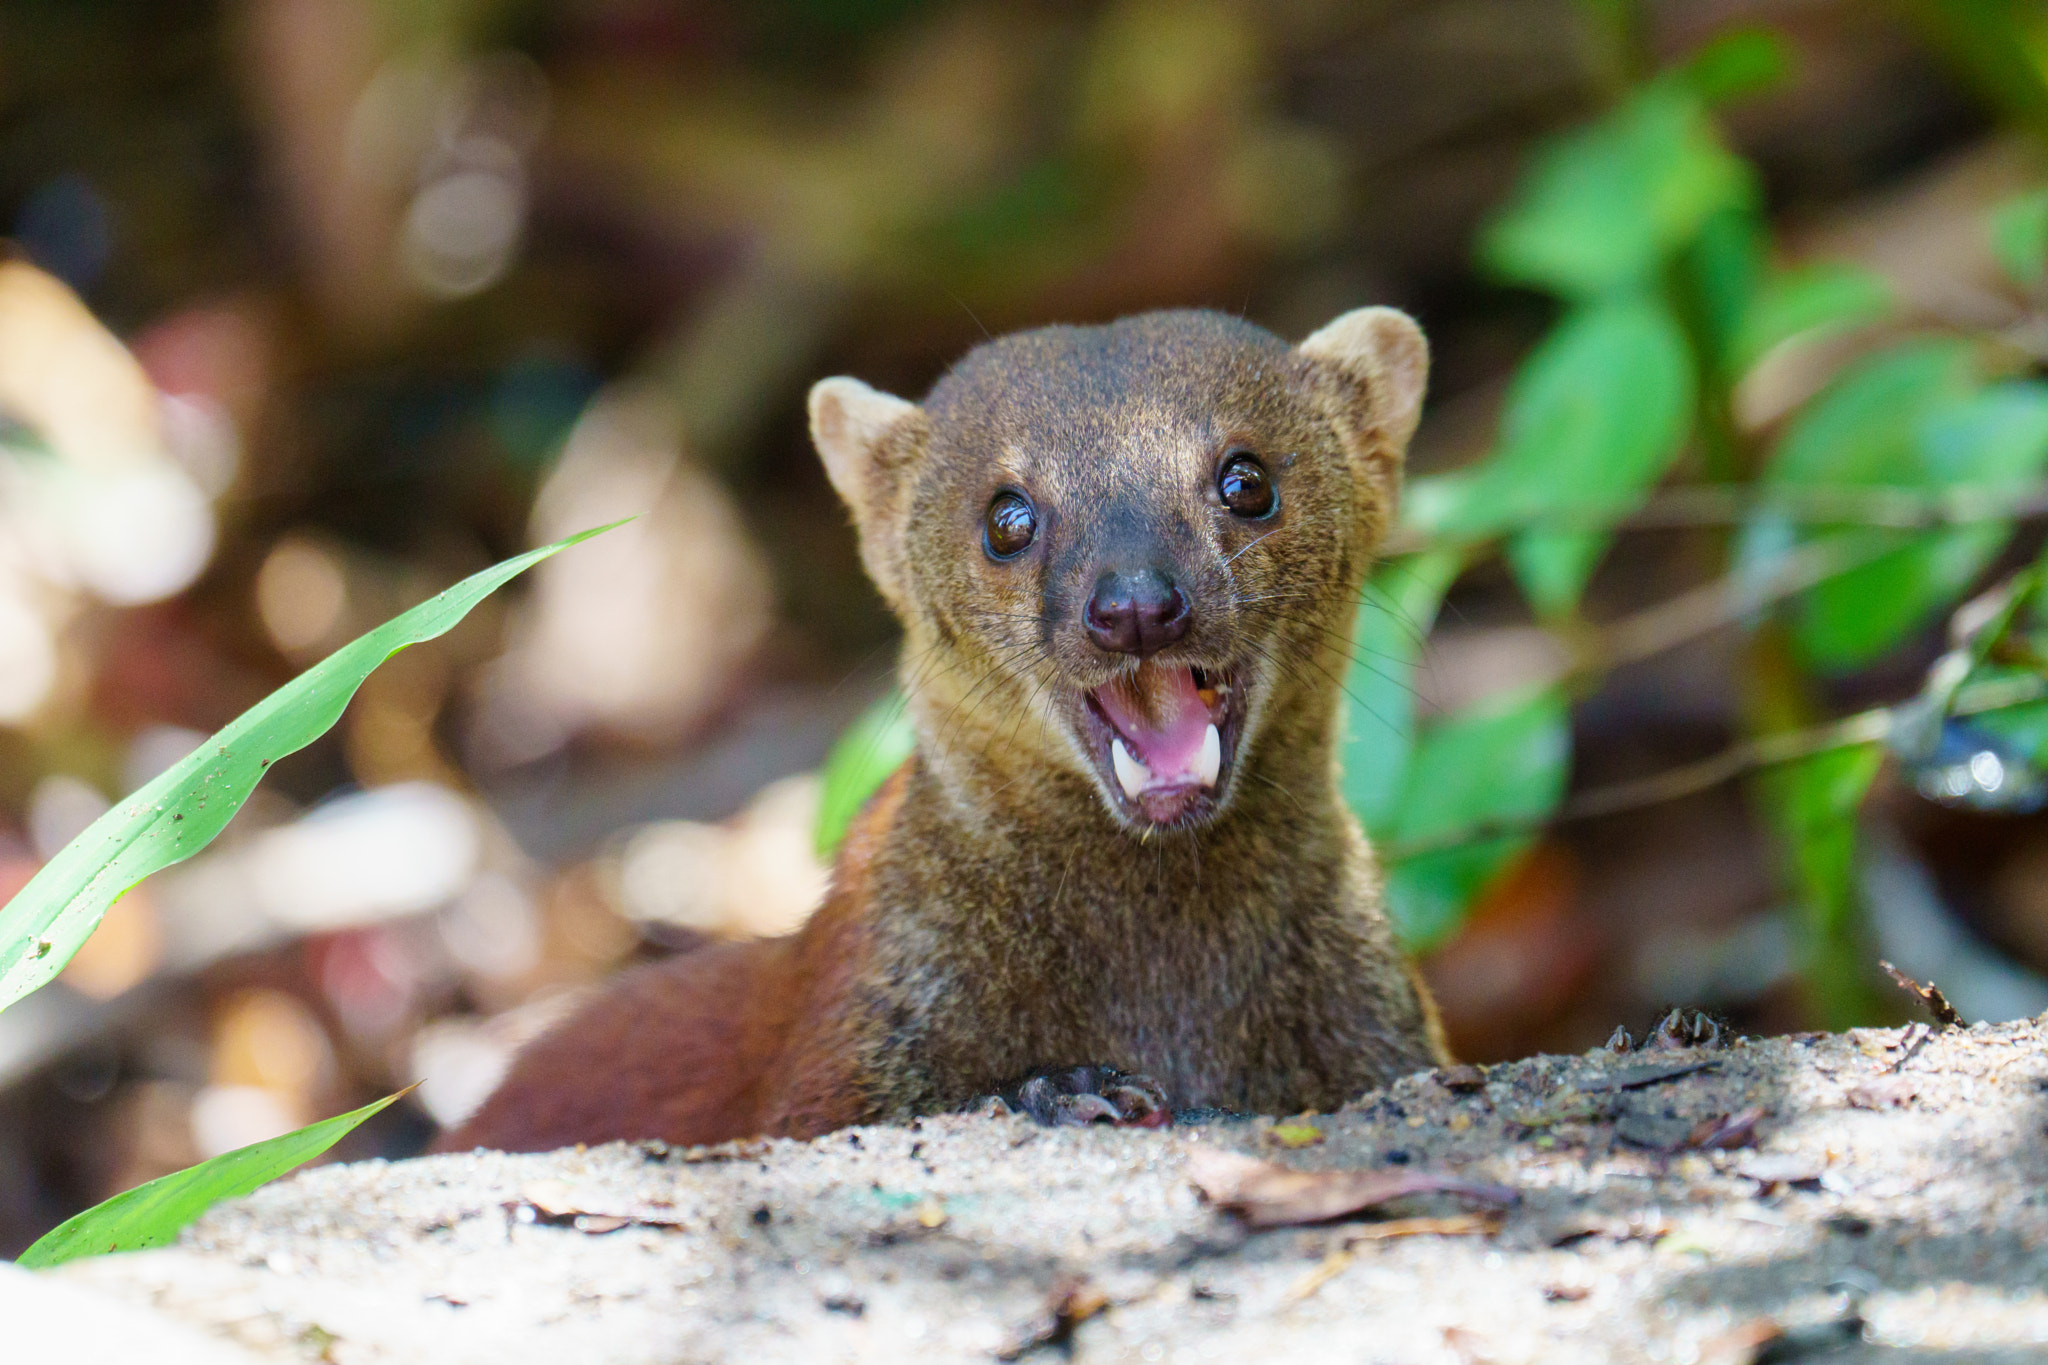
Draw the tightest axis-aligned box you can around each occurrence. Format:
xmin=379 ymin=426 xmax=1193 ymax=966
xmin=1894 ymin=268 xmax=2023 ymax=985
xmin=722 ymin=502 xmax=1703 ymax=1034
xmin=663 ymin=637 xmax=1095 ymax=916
xmin=443 ymin=306 xmax=1449 ymax=1152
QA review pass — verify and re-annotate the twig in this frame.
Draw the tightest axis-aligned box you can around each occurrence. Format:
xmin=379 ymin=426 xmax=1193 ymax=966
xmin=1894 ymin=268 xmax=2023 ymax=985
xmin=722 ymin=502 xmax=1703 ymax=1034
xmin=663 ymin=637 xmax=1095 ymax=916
xmin=1381 ymin=479 xmax=2048 ymax=557
xmin=1890 ymin=1023 xmax=1935 ymax=1073
xmin=1879 ymin=960 xmax=1967 ymax=1028
xmin=1399 ymin=526 xmax=1949 ymax=705
xmin=1282 ymin=1248 xmax=1355 ymax=1305
xmin=1383 ymin=674 xmax=2048 ymax=860
xmin=1399 ymin=532 xmax=1918 ymax=706
xmin=1281 ymin=1216 xmax=1498 ymax=1305
xmin=1592 ymin=534 xmax=1900 ymax=675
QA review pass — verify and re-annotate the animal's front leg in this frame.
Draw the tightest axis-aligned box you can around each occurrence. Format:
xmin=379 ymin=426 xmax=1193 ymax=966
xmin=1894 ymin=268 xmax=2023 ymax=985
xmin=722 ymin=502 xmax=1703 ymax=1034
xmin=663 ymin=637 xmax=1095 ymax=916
xmin=999 ymin=1064 xmax=1170 ymax=1128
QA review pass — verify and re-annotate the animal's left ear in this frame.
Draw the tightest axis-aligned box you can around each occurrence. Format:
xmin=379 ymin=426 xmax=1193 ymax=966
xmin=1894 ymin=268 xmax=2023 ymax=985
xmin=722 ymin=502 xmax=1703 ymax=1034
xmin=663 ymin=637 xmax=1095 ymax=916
xmin=1295 ymin=306 xmax=1429 ymax=456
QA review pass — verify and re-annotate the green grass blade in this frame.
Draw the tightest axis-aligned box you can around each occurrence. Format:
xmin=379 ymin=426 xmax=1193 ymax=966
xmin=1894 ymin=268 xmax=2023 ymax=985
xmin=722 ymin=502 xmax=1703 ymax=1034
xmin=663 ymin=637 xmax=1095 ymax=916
xmin=16 ymin=1089 xmax=405 ymax=1267
xmin=0 ymin=521 xmax=624 ymax=1015
xmin=814 ymin=691 xmax=916 ymax=859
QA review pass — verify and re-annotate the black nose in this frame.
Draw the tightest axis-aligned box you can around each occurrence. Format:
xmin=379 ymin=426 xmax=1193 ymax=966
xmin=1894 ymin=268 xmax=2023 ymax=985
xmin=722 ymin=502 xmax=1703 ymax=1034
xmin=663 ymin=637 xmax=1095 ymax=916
xmin=1085 ymin=568 xmax=1190 ymax=657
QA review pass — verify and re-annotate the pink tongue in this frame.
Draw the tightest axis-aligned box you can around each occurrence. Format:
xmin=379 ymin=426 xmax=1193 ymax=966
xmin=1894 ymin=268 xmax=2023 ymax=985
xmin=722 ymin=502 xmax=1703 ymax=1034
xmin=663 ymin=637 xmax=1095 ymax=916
xmin=1095 ymin=665 xmax=1211 ymax=780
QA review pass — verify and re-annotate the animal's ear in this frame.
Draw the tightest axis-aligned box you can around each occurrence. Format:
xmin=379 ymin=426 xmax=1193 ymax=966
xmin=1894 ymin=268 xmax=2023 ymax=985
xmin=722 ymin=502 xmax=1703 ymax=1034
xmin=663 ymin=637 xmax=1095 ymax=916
xmin=809 ymin=377 xmax=923 ymax=524
xmin=809 ymin=376 xmax=928 ymax=608
xmin=1295 ymin=306 xmax=1429 ymax=455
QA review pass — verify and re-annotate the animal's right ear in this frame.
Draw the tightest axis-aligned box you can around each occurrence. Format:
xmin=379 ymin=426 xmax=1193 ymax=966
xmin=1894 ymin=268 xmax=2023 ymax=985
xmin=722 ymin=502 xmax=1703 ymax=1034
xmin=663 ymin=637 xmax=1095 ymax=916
xmin=809 ymin=376 xmax=927 ymax=606
xmin=809 ymin=377 xmax=921 ymax=523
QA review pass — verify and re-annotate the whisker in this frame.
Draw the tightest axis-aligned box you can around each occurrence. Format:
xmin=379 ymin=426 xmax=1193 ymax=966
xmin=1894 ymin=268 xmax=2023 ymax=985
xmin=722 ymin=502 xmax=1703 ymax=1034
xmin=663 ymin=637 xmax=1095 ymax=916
xmin=1224 ymin=522 xmax=1292 ymax=568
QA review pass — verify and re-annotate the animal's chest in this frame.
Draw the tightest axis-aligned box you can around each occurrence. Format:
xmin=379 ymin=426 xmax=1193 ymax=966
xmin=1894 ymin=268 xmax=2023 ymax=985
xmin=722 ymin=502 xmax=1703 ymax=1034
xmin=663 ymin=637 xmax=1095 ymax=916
xmin=898 ymin=888 xmax=1327 ymax=1106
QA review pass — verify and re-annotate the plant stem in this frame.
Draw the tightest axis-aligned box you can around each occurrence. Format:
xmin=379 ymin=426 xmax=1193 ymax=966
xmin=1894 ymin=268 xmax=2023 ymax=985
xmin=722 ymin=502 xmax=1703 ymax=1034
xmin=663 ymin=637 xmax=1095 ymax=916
xmin=1382 ymin=479 xmax=2048 ymax=555
xmin=1383 ymin=674 xmax=2047 ymax=859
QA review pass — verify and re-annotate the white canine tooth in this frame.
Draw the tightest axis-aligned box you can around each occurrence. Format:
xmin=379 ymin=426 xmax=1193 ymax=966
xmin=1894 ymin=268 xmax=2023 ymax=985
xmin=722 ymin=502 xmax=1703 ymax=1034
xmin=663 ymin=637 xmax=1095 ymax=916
xmin=1197 ymin=723 xmax=1222 ymax=788
xmin=1112 ymin=738 xmax=1150 ymax=800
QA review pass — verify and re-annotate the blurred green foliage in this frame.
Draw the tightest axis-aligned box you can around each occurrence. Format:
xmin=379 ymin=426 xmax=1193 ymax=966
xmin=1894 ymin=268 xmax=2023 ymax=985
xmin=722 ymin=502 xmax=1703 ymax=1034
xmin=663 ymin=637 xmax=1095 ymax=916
xmin=1376 ymin=687 xmax=1572 ymax=953
xmin=1348 ymin=2 xmax=2048 ymax=1022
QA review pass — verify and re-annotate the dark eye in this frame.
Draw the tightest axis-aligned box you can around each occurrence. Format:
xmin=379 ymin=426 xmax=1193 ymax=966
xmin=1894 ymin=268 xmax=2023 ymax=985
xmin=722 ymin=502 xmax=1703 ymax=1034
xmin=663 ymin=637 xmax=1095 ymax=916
xmin=1218 ymin=452 xmax=1276 ymax=519
xmin=984 ymin=491 xmax=1037 ymax=559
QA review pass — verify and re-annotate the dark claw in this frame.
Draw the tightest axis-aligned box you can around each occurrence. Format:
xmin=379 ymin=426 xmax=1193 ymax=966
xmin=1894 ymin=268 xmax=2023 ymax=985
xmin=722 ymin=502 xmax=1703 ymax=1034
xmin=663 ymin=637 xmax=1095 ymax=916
xmin=1053 ymin=1093 xmax=1122 ymax=1126
xmin=1647 ymin=1007 xmax=1725 ymax=1051
xmin=1103 ymin=1082 xmax=1171 ymax=1128
xmin=999 ymin=1065 xmax=1171 ymax=1128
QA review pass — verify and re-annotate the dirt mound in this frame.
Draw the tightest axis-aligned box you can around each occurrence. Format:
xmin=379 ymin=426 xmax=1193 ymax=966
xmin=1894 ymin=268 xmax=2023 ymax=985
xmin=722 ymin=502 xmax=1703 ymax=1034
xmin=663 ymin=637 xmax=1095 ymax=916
xmin=43 ymin=1017 xmax=2048 ymax=1363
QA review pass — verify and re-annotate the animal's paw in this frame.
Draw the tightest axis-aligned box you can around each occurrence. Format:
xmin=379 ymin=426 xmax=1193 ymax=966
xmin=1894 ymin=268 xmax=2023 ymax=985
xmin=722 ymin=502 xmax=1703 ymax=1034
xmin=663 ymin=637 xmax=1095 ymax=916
xmin=1607 ymin=1008 xmax=1728 ymax=1053
xmin=1647 ymin=1007 xmax=1726 ymax=1051
xmin=1003 ymin=1065 xmax=1170 ymax=1129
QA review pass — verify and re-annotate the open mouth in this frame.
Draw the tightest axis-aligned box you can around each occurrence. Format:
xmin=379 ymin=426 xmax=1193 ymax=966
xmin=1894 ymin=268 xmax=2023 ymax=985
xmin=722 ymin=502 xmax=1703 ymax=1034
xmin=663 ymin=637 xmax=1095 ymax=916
xmin=1078 ymin=662 xmax=1246 ymax=829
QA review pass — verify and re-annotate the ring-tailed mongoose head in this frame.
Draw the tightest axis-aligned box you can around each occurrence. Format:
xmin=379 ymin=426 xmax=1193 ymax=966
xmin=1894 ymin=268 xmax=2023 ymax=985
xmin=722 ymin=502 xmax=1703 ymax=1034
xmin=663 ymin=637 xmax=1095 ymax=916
xmin=809 ymin=306 xmax=1426 ymax=834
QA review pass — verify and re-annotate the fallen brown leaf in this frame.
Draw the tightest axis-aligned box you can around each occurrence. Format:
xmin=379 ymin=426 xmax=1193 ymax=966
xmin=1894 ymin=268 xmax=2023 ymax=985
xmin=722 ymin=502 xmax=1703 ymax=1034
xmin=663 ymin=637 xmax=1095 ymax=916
xmin=1437 ymin=1064 xmax=1487 ymax=1092
xmin=996 ymin=1275 xmax=1108 ymax=1360
xmin=520 ymin=1179 xmax=582 ymax=1217
xmin=1686 ymin=1108 xmax=1762 ymax=1151
xmin=1540 ymin=1209 xmax=1672 ymax=1246
xmin=1186 ymin=1148 xmax=1517 ymax=1229
xmin=513 ymin=1179 xmax=687 ymax=1233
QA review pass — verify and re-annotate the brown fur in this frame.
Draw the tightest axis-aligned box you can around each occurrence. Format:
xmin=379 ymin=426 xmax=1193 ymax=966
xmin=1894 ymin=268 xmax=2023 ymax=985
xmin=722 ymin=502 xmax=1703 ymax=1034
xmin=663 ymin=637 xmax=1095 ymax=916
xmin=444 ymin=307 xmax=1448 ymax=1154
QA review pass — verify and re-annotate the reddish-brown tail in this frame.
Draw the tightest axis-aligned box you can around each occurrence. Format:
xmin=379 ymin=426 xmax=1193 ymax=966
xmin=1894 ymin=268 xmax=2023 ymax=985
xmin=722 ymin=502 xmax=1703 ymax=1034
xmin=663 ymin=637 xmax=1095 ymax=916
xmin=435 ymin=765 xmax=909 ymax=1154
xmin=437 ymin=938 xmax=790 ymax=1152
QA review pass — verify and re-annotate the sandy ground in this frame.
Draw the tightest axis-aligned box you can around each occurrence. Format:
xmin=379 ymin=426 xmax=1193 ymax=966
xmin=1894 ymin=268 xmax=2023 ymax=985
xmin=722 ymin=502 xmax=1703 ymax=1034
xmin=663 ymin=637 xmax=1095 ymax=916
xmin=36 ymin=1016 xmax=2048 ymax=1364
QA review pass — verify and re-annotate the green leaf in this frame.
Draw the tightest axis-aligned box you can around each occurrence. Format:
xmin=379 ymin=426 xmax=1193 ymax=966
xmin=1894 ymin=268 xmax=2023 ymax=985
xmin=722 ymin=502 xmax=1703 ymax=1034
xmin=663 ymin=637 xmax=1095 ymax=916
xmin=1382 ymin=686 xmax=1571 ymax=951
xmin=1343 ymin=549 xmax=1463 ymax=832
xmin=1990 ymin=188 xmax=2048 ymax=289
xmin=1479 ymin=81 xmax=1754 ymax=298
xmin=1394 ymin=472 xmax=1479 ymax=540
xmin=1967 ymin=696 xmax=2048 ymax=767
xmin=1680 ymin=203 xmax=1767 ymax=374
xmin=1793 ymin=524 xmax=2009 ymax=668
xmin=814 ymin=691 xmax=917 ymax=858
xmin=0 ymin=523 xmax=623 ymax=1015
xmin=17 ymin=1089 xmax=405 ymax=1267
xmin=1759 ymin=743 xmax=1880 ymax=928
xmin=1920 ymin=381 xmax=2048 ymax=486
xmin=1765 ymin=338 xmax=1975 ymax=485
xmin=1675 ymin=26 xmax=1794 ymax=105
xmin=1744 ymin=340 xmax=1979 ymax=668
xmin=1760 ymin=351 xmax=2048 ymax=669
xmin=1729 ymin=262 xmax=1893 ymax=376
xmin=1753 ymin=742 xmax=1882 ymax=1029
xmin=1476 ymin=297 xmax=1693 ymax=615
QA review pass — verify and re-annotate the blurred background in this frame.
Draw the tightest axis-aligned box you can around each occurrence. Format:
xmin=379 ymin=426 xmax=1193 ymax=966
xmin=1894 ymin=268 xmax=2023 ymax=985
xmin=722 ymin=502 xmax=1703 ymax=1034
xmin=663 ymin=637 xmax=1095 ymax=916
xmin=5 ymin=0 xmax=2048 ymax=1254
